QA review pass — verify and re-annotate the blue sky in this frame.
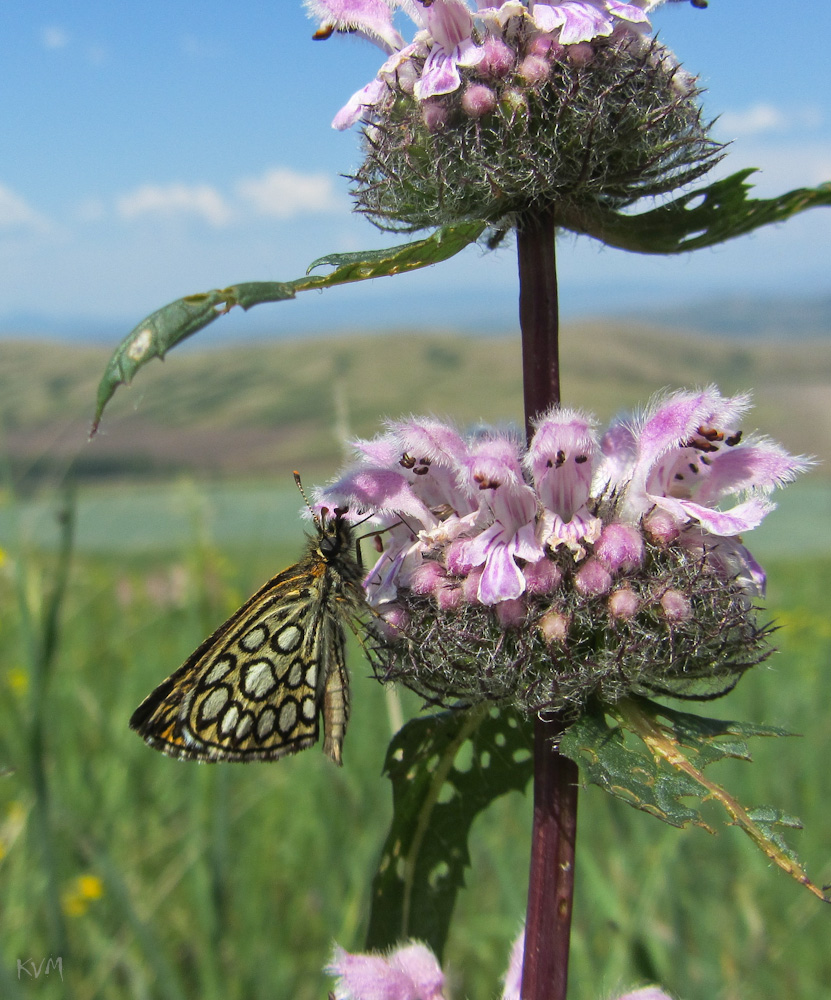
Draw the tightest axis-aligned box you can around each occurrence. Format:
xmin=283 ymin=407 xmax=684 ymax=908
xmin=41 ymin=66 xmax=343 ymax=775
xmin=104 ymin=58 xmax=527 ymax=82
xmin=0 ymin=0 xmax=828 ymax=340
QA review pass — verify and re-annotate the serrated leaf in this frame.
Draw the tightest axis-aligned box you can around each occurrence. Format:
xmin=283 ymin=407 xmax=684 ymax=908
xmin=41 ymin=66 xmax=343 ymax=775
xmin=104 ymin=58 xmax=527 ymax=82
xmin=560 ymin=697 xmax=829 ymax=902
xmin=365 ymin=705 xmax=533 ymax=959
xmin=559 ymin=704 xmax=704 ymax=828
xmin=559 ymin=169 xmax=831 ymax=254
xmin=90 ymin=221 xmax=486 ymax=433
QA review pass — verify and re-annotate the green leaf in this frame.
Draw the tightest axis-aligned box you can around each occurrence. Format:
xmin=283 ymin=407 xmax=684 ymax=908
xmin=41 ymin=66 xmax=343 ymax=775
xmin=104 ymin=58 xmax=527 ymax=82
xmin=365 ymin=705 xmax=533 ymax=959
xmin=560 ymin=697 xmax=829 ymax=902
xmin=559 ymin=169 xmax=831 ymax=254
xmin=90 ymin=221 xmax=486 ymax=433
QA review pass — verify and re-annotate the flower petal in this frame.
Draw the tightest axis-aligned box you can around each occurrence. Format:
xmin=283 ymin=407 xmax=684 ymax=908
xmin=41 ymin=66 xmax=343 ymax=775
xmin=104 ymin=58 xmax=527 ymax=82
xmin=332 ymin=77 xmax=387 ymax=129
xmin=649 ymin=493 xmax=774 ymax=535
xmin=318 ymin=467 xmax=437 ymax=525
xmin=479 ymin=542 xmax=527 ymax=604
xmin=693 ymin=439 xmax=813 ymax=504
xmin=327 ymin=941 xmax=445 ymax=1000
xmin=305 ymin=0 xmax=406 ymax=52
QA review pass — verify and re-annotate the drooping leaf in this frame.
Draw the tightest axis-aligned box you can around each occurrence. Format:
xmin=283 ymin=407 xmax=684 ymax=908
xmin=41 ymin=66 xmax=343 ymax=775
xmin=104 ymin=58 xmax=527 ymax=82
xmin=365 ymin=705 xmax=534 ymax=959
xmin=559 ymin=169 xmax=831 ymax=254
xmin=90 ymin=221 xmax=486 ymax=433
xmin=560 ymin=697 xmax=829 ymax=902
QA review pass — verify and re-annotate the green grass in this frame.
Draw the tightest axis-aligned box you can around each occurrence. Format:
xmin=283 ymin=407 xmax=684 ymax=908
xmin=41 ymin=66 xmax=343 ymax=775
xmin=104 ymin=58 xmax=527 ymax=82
xmin=0 ymin=483 xmax=829 ymax=1000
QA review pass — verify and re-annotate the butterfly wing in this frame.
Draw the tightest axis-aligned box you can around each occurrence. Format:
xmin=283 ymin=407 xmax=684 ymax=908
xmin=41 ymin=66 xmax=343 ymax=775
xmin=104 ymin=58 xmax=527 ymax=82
xmin=130 ymin=559 xmax=346 ymax=763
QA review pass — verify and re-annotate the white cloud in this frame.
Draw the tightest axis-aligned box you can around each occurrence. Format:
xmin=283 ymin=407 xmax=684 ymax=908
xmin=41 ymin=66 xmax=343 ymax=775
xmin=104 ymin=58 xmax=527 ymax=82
xmin=116 ymin=183 xmax=233 ymax=227
xmin=235 ymin=167 xmax=341 ymax=218
xmin=41 ymin=25 xmax=70 ymax=50
xmin=718 ymin=102 xmax=824 ymax=139
xmin=0 ymin=184 xmax=50 ymax=231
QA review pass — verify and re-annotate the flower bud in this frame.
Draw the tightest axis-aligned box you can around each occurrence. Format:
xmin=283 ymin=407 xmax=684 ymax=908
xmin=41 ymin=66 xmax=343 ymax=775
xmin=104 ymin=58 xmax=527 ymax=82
xmin=436 ymin=584 xmax=464 ymax=611
xmin=409 ymin=560 xmax=446 ymax=595
xmin=479 ymin=36 xmax=516 ymax=79
xmin=496 ymin=597 xmax=526 ymax=627
xmin=539 ymin=608 xmax=570 ymax=645
xmin=643 ymin=509 xmax=681 ymax=546
xmin=567 ymin=43 xmax=595 ymax=67
xmin=462 ymin=84 xmax=497 ymax=119
xmin=661 ymin=590 xmax=693 ymax=621
xmin=378 ymin=604 xmax=410 ymax=639
xmin=517 ymin=55 xmax=550 ymax=87
xmin=575 ymin=558 xmax=613 ymax=597
xmin=609 ymin=587 xmax=640 ymax=620
xmin=461 ymin=567 xmax=484 ymax=603
xmin=523 ymin=558 xmax=563 ymax=595
xmin=527 ymin=36 xmax=562 ymax=61
xmin=421 ymin=100 xmax=448 ymax=133
xmin=498 ymin=87 xmax=528 ymax=121
xmin=595 ymin=523 xmax=645 ymax=573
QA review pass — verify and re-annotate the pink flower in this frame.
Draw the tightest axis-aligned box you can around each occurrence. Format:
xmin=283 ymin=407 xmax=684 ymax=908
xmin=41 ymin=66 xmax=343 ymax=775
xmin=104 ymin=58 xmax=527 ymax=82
xmin=415 ymin=0 xmax=486 ymax=100
xmin=328 ymin=936 xmax=679 ymax=1000
xmin=530 ymin=0 xmax=649 ymax=44
xmin=315 ymin=390 xmax=808 ymax=610
xmin=327 ymin=942 xmax=446 ymax=1000
xmin=525 ymin=406 xmax=602 ymax=556
xmin=310 ymin=0 xmax=662 ymax=129
xmin=305 ymin=0 xmax=406 ymax=53
xmin=599 ymin=386 xmax=811 ymax=546
xmin=447 ymin=434 xmax=545 ymax=604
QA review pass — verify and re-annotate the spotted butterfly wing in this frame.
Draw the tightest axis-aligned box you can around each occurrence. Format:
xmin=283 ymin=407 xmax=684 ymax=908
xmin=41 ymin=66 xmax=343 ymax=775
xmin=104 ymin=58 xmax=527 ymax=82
xmin=130 ymin=513 xmax=364 ymax=765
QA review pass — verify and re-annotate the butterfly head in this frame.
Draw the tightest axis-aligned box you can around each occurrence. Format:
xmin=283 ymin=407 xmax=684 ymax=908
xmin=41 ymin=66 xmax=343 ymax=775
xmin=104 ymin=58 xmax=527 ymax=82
xmin=314 ymin=506 xmax=354 ymax=563
xmin=294 ymin=472 xmax=359 ymax=571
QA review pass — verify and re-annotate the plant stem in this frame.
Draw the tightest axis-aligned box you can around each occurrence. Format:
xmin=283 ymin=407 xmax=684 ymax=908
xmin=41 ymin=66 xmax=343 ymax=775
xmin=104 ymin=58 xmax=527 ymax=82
xmin=518 ymin=207 xmax=561 ymax=439
xmin=521 ymin=715 xmax=579 ymax=1000
xmin=24 ymin=491 xmax=76 ymax=963
xmin=517 ymin=209 xmax=579 ymax=1000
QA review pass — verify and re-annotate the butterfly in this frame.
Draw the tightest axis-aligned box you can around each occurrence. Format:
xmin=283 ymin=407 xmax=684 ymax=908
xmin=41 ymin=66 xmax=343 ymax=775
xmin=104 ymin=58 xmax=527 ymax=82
xmin=130 ymin=475 xmax=366 ymax=765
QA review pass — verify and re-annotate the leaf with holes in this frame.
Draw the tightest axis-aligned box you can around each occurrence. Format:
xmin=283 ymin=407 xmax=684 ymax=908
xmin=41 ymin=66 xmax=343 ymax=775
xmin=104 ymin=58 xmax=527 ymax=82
xmin=560 ymin=697 xmax=829 ymax=902
xmin=558 ymin=169 xmax=831 ymax=254
xmin=90 ymin=221 xmax=486 ymax=433
xmin=365 ymin=705 xmax=534 ymax=958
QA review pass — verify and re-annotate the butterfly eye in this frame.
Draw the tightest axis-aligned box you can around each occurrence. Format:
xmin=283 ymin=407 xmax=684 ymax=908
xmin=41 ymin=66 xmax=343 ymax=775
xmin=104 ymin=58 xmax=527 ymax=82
xmin=319 ymin=535 xmax=338 ymax=558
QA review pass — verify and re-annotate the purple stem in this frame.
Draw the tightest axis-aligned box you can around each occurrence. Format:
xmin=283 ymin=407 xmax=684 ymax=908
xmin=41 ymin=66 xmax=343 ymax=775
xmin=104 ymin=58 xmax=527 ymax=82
xmin=517 ymin=209 xmax=580 ymax=1000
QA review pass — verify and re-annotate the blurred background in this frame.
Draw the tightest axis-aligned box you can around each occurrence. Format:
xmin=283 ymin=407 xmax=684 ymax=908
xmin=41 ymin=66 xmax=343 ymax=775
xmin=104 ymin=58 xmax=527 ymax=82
xmin=0 ymin=2 xmax=829 ymax=998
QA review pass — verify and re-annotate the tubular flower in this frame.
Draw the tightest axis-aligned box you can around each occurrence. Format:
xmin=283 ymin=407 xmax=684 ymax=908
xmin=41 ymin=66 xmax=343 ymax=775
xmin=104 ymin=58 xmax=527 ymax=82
xmin=327 ymin=941 xmax=446 ymax=1000
xmin=315 ymin=390 xmax=809 ymax=716
xmin=596 ymin=386 xmax=811 ymax=595
xmin=327 ymin=936 xmax=676 ymax=1000
xmin=527 ymin=1 xmax=650 ymax=43
xmin=306 ymin=0 xmax=722 ymax=230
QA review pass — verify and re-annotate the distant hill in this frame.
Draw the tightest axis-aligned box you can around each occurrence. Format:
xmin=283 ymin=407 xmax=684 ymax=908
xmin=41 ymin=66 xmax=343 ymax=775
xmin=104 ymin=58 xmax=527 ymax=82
xmin=2 ymin=293 xmax=829 ymax=345
xmin=631 ymin=294 xmax=831 ymax=340
xmin=1 ymin=321 xmax=828 ymax=487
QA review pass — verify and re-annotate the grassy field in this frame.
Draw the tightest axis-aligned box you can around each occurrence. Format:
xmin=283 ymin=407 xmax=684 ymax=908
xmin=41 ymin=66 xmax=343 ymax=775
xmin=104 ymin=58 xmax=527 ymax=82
xmin=0 ymin=479 xmax=829 ymax=1000
xmin=2 ymin=325 xmax=829 ymax=486
xmin=1 ymin=326 xmax=829 ymax=998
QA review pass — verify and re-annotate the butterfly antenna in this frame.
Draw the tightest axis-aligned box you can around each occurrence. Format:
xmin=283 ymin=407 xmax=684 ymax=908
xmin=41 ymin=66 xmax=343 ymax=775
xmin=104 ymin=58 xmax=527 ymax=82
xmin=293 ymin=471 xmax=320 ymax=528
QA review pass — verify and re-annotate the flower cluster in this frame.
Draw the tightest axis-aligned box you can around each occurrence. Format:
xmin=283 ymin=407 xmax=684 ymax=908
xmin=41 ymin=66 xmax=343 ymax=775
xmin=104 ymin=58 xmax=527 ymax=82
xmin=305 ymin=0 xmax=722 ymax=230
xmin=317 ymin=388 xmax=808 ymax=715
xmin=327 ymin=936 xmax=676 ymax=1000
